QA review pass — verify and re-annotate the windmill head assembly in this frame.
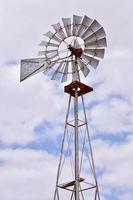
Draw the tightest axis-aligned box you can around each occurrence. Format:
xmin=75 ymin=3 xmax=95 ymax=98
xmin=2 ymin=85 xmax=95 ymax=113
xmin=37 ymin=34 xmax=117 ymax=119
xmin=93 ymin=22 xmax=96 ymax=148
xmin=20 ymin=15 xmax=107 ymax=200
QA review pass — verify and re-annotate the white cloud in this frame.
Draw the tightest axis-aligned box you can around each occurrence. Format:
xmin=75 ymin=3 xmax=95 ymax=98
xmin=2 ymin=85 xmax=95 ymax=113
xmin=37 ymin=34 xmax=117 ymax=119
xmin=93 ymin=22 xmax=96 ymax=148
xmin=0 ymin=136 xmax=132 ymax=200
xmin=89 ymin=97 xmax=133 ymax=133
xmin=0 ymin=148 xmax=58 ymax=200
xmin=0 ymin=63 xmax=66 ymax=144
xmin=92 ymin=136 xmax=133 ymax=196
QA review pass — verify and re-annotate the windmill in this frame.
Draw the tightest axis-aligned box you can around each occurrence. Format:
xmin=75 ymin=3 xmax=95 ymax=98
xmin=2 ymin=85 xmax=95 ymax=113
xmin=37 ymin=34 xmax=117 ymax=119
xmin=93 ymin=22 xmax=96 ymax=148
xmin=20 ymin=15 xmax=107 ymax=200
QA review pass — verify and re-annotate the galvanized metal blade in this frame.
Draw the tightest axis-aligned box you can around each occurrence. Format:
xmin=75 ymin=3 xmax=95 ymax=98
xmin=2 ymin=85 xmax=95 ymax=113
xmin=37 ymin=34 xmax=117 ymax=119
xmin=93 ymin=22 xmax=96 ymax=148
xmin=73 ymin=38 xmax=81 ymax=48
xmin=85 ymin=37 xmax=107 ymax=48
xmin=77 ymin=58 xmax=90 ymax=77
xmin=52 ymin=23 xmax=62 ymax=32
xmin=47 ymin=52 xmax=58 ymax=60
xmin=81 ymin=15 xmax=93 ymax=27
xmin=38 ymin=49 xmax=58 ymax=56
xmin=84 ymin=27 xmax=106 ymax=43
xmin=80 ymin=28 xmax=93 ymax=40
xmin=46 ymin=50 xmax=58 ymax=54
xmin=39 ymin=41 xmax=59 ymax=47
xmin=56 ymin=30 xmax=66 ymax=40
xmin=89 ymin=19 xmax=101 ymax=32
xmin=72 ymin=15 xmax=82 ymax=36
xmin=38 ymin=51 xmax=46 ymax=56
xmin=44 ymin=31 xmax=53 ymax=38
xmin=76 ymin=24 xmax=86 ymax=38
xmin=77 ymin=15 xmax=93 ymax=37
xmin=52 ymin=23 xmax=66 ymax=40
xmin=94 ymin=27 xmax=106 ymax=38
xmin=62 ymin=18 xmax=72 ymax=37
xmin=73 ymin=15 xmax=82 ymax=25
xmin=81 ymin=21 xmax=102 ymax=41
xmin=44 ymin=31 xmax=62 ymax=43
xmin=51 ymin=62 xmax=64 ymax=80
xmin=61 ymin=61 xmax=69 ymax=82
xmin=20 ymin=58 xmax=47 ymax=81
xmin=38 ymin=49 xmax=58 ymax=60
xmin=81 ymin=53 xmax=99 ymax=69
xmin=84 ymin=48 xmax=105 ymax=59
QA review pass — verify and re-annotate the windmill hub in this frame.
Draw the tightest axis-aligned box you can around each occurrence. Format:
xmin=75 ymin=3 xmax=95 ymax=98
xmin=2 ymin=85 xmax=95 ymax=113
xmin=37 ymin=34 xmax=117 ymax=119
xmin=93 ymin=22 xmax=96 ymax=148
xmin=68 ymin=44 xmax=83 ymax=58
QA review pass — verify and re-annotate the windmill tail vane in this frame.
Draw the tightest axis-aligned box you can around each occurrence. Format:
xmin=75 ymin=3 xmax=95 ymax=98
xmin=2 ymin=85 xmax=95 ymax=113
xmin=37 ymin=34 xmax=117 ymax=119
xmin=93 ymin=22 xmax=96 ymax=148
xmin=20 ymin=14 xmax=107 ymax=200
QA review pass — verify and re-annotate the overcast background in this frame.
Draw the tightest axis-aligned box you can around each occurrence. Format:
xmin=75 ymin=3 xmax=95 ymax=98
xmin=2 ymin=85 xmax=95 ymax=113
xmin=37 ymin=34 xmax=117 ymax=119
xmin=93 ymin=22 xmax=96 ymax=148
xmin=0 ymin=0 xmax=133 ymax=200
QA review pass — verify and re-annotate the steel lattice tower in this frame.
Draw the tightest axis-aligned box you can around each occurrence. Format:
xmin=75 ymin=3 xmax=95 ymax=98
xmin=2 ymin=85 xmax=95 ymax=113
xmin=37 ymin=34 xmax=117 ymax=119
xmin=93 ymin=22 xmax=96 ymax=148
xmin=53 ymin=81 xmax=100 ymax=200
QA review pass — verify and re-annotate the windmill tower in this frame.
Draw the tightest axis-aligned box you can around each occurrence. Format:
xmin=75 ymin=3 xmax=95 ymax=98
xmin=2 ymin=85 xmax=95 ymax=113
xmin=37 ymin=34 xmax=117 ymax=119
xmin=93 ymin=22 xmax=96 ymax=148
xmin=20 ymin=15 xmax=107 ymax=200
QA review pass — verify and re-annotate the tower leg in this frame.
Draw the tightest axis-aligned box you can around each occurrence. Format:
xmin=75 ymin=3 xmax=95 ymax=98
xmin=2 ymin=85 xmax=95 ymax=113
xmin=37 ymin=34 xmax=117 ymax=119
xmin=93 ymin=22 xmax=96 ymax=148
xmin=54 ymin=95 xmax=72 ymax=200
xmin=81 ymin=95 xmax=100 ymax=200
xmin=74 ymin=87 xmax=79 ymax=200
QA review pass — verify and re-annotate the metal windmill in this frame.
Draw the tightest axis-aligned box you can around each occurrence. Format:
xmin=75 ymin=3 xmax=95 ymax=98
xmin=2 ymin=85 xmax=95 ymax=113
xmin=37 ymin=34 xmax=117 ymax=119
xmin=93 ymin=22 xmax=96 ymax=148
xmin=20 ymin=15 xmax=107 ymax=200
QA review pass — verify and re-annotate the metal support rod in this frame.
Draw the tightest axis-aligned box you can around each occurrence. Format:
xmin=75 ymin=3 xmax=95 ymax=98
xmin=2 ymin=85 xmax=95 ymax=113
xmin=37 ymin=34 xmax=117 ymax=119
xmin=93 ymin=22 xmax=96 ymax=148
xmin=79 ymin=183 xmax=85 ymax=200
xmin=54 ymin=95 xmax=72 ymax=200
xmin=74 ymin=87 xmax=79 ymax=200
xmin=81 ymin=95 xmax=100 ymax=200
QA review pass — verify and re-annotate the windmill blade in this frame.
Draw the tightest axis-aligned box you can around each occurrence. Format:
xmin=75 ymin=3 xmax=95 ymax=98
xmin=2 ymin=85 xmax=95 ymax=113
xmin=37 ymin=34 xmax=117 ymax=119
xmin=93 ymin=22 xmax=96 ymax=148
xmin=47 ymin=52 xmax=58 ymax=60
xmin=81 ymin=15 xmax=93 ymax=27
xmin=85 ymin=37 xmax=107 ymax=48
xmin=84 ymin=48 xmax=105 ymax=59
xmin=73 ymin=15 xmax=83 ymax=25
xmin=82 ymin=19 xmax=101 ymax=40
xmin=84 ymin=27 xmax=106 ymax=43
xmin=52 ymin=23 xmax=66 ymax=40
xmin=77 ymin=15 xmax=93 ymax=37
xmin=47 ymin=50 xmax=58 ymax=54
xmin=51 ymin=62 xmax=64 ymax=80
xmin=77 ymin=58 xmax=90 ymax=77
xmin=72 ymin=15 xmax=83 ymax=36
xmin=72 ymin=61 xmax=79 ymax=81
xmin=73 ymin=38 xmax=81 ymax=48
xmin=39 ymin=41 xmax=59 ymax=47
xmin=61 ymin=61 xmax=69 ymax=82
xmin=38 ymin=51 xmax=46 ymax=56
xmin=44 ymin=31 xmax=62 ymax=43
xmin=88 ymin=19 xmax=101 ymax=32
xmin=93 ymin=27 xmax=106 ymax=39
xmin=80 ymin=28 xmax=93 ymax=40
xmin=38 ymin=48 xmax=58 ymax=60
xmin=62 ymin=18 xmax=72 ymax=37
xmin=38 ymin=52 xmax=58 ymax=60
xmin=20 ymin=58 xmax=47 ymax=81
xmin=38 ymin=49 xmax=58 ymax=56
xmin=81 ymin=53 xmax=99 ymax=69
xmin=52 ymin=23 xmax=62 ymax=32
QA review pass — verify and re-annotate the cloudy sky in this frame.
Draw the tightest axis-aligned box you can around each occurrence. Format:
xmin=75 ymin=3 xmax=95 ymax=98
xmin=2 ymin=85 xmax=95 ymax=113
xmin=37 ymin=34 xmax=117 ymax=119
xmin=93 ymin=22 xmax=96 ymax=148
xmin=0 ymin=0 xmax=133 ymax=200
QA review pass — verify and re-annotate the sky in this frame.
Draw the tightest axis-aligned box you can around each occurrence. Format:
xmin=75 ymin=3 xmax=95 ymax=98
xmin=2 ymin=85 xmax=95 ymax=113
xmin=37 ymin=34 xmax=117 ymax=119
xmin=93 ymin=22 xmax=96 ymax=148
xmin=0 ymin=0 xmax=133 ymax=200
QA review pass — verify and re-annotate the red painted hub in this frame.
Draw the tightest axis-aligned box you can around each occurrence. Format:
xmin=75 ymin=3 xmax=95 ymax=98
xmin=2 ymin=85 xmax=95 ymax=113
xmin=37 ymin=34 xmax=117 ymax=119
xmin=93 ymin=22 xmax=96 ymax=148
xmin=68 ymin=45 xmax=83 ymax=58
